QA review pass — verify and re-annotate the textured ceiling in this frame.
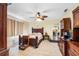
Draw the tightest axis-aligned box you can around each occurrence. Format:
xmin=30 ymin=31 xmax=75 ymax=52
xmin=8 ymin=3 xmax=75 ymax=22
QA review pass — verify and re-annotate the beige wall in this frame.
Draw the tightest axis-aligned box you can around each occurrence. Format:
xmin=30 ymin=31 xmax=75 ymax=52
xmin=30 ymin=20 xmax=60 ymax=39
xmin=61 ymin=4 xmax=79 ymax=30
xmin=7 ymin=18 xmax=26 ymax=37
xmin=23 ymin=21 xmax=30 ymax=35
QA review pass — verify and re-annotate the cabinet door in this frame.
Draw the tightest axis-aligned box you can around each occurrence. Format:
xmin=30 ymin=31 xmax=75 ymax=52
xmin=73 ymin=6 xmax=79 ymax=28
xmin=64 ymin=18 xmax=71 ymax=30
xmin=74 ymin=11 xmax=79 ymax=27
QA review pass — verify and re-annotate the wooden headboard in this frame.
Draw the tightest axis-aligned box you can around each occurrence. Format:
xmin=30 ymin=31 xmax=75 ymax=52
xmin=32 ymin=27 xmax=44 ymax=35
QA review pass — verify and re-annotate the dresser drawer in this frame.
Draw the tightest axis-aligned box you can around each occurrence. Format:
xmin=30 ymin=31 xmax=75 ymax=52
xmin=68 ymin=42 xmax=79 ymax=56
xmin=0 ymin=49 xmax=9 ymax=56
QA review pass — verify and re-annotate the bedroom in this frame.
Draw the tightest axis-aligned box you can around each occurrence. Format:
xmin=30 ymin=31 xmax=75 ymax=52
xmin=7 ymin=3 xmax=61 ymax=55
xmin=0 ymin=3 xmax=79 ymax=56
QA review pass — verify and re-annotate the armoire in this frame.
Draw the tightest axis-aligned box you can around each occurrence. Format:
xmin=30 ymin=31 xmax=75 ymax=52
xmin=58 ymin=18 xmax=71 ymax=56
xmin=67 ymin=6 xmax=79 ymax=56
xmin=0 ymin=4 xmax=9 ymax=56
xmin=59 ymin=6 xmax=79 ymax=56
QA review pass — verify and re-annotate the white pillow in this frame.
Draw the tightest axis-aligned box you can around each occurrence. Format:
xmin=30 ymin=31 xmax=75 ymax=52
xmin=29 ymin=34 xmax=36 ymax=39
xmin=37 ymin=32 xmax=42 ymax=35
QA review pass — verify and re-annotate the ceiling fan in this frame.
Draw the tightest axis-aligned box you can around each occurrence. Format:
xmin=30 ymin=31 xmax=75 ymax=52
xmin=30 ymin=12 xmax=48 ymax=21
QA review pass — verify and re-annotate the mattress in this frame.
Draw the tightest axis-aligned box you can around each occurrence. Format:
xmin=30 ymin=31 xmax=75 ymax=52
xmin=29 ymin=33 xmax=43 ymax=43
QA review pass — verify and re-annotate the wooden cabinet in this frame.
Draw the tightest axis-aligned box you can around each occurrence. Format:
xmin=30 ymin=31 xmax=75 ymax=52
xmin=73 ymin=6 xmax=79 ymax=28
xmin=0 ymin=4 xmax=9 ymax=56
xmin=60 ymin=18 xmax=71 ymax=37
xmin=67 ymin=41 xmax=79 ymax=56
xmin=73 ymin=28 xmax=79 ymax=41
xmin=59 ymin=6 xmax=79 ymax=56
xmin=73 ymin=6 xmax=79 ymax=41
xmin=0 ymin=49 xmax=9 ymax=56
xmin=66 ymin=6 xmax=79 ymax=56
xmin=60 ymin=18 xmax=71 ymax=30
xmin=58 ymin=18 xmax=71 ymax=56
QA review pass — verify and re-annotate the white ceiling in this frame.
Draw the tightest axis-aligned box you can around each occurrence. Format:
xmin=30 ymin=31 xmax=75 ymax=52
xmin=8 ymin=3 xmax=75 ymax=22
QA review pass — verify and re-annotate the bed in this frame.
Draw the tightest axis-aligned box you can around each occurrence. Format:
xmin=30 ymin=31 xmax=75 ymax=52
xmin=28 ymin=27 xmax=44 ymax=48
xmin=19 ymin=27 xmax=44 ymax=49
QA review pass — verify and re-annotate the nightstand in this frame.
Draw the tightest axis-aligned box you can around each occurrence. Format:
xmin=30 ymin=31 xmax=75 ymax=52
xmin=43 ymin=35 xmax=50 ymax=40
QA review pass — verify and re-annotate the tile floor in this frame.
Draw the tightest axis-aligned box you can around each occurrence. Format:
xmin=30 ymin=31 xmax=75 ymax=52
xmin=9 ymin=40 xmax=62 ymax=56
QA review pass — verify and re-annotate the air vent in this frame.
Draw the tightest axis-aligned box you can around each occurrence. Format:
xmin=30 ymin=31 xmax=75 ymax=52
xmin=64 ymin=9 xmax=68 ymax=12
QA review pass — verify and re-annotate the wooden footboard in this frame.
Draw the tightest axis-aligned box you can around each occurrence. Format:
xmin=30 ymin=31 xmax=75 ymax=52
xmin=31 ymin=27 xmax=44 ymax=48
xmin=29 ymin=38 xmax=38 ymax=48
xmin=19 ymin=35 xmax=43 ymax=49
xmin=29 ymin=37 xmax=43 ymax=48
xmin=37 ymin=38 xmax=43 ymax=48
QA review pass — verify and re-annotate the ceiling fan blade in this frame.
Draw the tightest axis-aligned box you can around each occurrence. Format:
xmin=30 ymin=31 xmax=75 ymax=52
xmin=40 ymin=17 xmax=44 ymax=20
xmin=41 ymin=18 xmax=44 ymax=20
xmin=43 ymin=16 xmax=48 ymax=18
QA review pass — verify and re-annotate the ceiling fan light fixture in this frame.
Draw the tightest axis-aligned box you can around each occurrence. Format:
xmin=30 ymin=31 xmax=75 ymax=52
xmin=36 ymin=14 xmax=39 ymax=17
xmin=36 ymin=18 xmax=42 ymax=21
xmin=36 ymin=12 xmax=40 ymax=18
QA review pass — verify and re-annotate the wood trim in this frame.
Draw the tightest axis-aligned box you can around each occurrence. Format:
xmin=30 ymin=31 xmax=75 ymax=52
xmin=3 ymin=4 xmax=7 ymax=49
xmin=32 ymin=27 xmax=44 ymax=35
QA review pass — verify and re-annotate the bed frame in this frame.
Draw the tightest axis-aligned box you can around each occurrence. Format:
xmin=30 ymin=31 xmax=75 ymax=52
xmin=19 ymin=27 xmax=44 ymax=49
xmin=29 ymin=27 xmax=44 ymax=48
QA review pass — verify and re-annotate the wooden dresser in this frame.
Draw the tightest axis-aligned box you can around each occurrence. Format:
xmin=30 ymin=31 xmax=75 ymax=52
xmin=59 ymin=6 xmax=79 ymax=56
xmin=67 ymin=41 xmax=79 ymax=56
xmin=0 ymin=49 xmax=9 ymax=56
xmin=67 ymin=6 xmax=79 ymax=56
